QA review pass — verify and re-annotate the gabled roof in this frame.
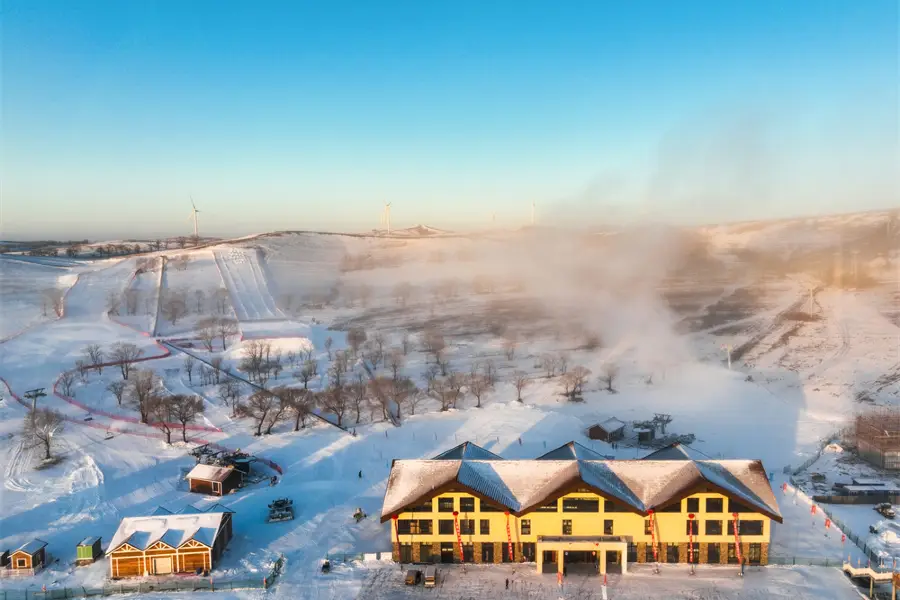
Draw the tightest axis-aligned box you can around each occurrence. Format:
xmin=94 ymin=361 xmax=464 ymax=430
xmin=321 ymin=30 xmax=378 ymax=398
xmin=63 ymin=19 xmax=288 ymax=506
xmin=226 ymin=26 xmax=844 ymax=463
xmin=382 ymin=443 xmax=782 ymax=523
xmin=177 ymin=505 xmax=205 ymax=515
xmin=14 ymin=540 xmax=47 ymax=555
xmin=187 ymin=463 xmax=238 ymax=482
xmin=538 ymin=441 xmax=609 ymax=461
xmin=591 ymin=417 xmax=626 ymax=433
xmin=641 ymin=443 xmax=694 ymax=461
xmin=432 ymin=442 xmax=503 ymax=461
xmin=151 ymin=506 xmax=174 ymax=516
xmin=78 ymin=536 xmax=100 ymax=547
xmin=107 ymin=512 xmax=229 ymax=554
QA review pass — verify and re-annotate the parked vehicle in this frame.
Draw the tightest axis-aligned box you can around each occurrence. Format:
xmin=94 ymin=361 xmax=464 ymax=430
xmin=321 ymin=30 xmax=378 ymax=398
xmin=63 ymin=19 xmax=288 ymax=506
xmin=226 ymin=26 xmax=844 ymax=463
xmin=405 ymin=569 xmax=422 ymax=585
xmin=874 ymin=503 xmax=895 ymax=519
xmin=321 ymin=559 xmax=331 ymax=574
xmin=424 ymin=566 xmax=436 ymax=588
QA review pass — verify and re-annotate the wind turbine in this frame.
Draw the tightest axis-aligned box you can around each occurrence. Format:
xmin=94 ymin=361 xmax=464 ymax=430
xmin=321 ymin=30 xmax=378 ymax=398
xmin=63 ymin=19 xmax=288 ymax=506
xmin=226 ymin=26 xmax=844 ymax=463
xmin=381 ymin=202 xmax=392 ymax=235
xmin=188 ymin=196 xmax=200 ymax=238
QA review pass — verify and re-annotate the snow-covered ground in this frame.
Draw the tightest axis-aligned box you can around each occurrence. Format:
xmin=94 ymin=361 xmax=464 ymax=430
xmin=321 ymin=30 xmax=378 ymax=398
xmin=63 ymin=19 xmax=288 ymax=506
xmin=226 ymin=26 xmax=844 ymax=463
xmin=1 ymin=213 xmax=897 ymax=598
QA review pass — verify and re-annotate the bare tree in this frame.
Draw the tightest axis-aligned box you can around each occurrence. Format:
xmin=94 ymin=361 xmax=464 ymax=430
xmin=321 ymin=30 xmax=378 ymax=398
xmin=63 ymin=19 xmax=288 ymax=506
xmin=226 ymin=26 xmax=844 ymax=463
xmin=105 ymin=291 xmax=121 ymax=316
xmin=349 ymin=372 xmax=369 ymax=424
xmin=401 ymin=333 xmax=412 ymax=355
xmin=219 ymin=379 xmax=243 ymax=416
xmin=421 ymin=329 xmax=446 ymax=367
xmin=294 ymin=359 xmax=318 ymax=389
xmin=362 ymin=340 xmax=383 ymax=371
xmin=172 ymin=394 xmax=204 ymax=442
xmin=286 ymin=350 xmax=297 ymax=369
xmin=106 ymin=380 xmax=126 ymax=406
xmin=216 ymin=318 xmax=239 ymax=350
xmin=263 ymin=388 xmax=290 ymax=434
xmin=483 ymin=358 xmax=498 ymax=386
xmin=162 ymin=291 xmax=188 ymax=325
xmin=193 ymin=289 xmax=206 ymax=313
xmin=387 ymin=349 xmax=405 ymax=381
xmin=560 ymin=372 xmax=576 ymax=400
xmin=513 ymin=371 xmax=530 ymax=402
xmin=183 ymin=353 xmax=196 ymax=385
xmin=324 ymin=336 xmax=333 ymax=360
xmin=373 ymin=332 xmax=387 ymax=356
xmin=85 ymin=344 xmax=105 ymax=374
xmin=600 ymin=363 xmax=619 ymax=393
xmin=209 ymin=356 xmax=224 ymax=384
xmin=214 ymin=288 xmax=230 ymax=314
xmin=467 ymin=373 xmax=491 ymax=408
xmin=393 ymin=281 xmax=413 ymax=306
xmin=558 ymin=352 xmax=570 ymax=375
xmin=23 ymin=408 xmax=64 ymax=460
xmin=75 ymin=360 xmax=89 ymax=384
xmin=287 ymin=389 xmax=313 ymax=431
xmin=540 ymin=353 xmax=559 ymax=378
xmin=320 ymin=384 xmax=348 ymax=426
xmin=58 ymin=370 xmax=77 ymax=397
xmin=429 ymin=377 xmax=455 ymax=411
xmin=502 ymin=336 xmax=518 ymax=360
xmin=239 ymin=340 xmax=269 ymax=383
xmin=570 ymin=365 xmax=592 ymax=397
xmin=447 ymin=371 xmax=466 ymax=409
xmin=420 ymin=363 xmax=440 ymax=394
xmin=147 ymin=395 xmax=175 ymax=444
xmin=328 ymin=353 xmax=348 ymax=389
xmin=239 ymin=391 xmax=276 ymax=436
xmin=404 ymin=384 xmax=426 ymax=415
xmin=347 ymin=327 xmax=367 ymax=357
xmin=197 ymin=317 xmax=217 ymax=351
xmin=175 ymin=236 xmax=188 ymax=249
xmin=128 ymin=369 xmax=159 ymax=423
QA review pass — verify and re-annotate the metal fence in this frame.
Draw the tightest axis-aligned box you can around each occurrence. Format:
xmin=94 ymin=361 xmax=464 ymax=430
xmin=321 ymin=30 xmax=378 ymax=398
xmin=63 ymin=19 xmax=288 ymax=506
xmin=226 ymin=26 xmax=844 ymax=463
xmin=0 ymin=555 xmax=285 ymax=600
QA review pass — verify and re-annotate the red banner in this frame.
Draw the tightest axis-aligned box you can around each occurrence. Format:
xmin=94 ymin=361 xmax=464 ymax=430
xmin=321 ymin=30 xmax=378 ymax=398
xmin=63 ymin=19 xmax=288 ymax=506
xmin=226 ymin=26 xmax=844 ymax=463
xmin=648 ymin=510 xmax=658 ymax=562
xmin=688 ymin=513 xmax=695 ymax=563
xmin=505 ymin=512 xmax=514 ymax=561
xmin=732 ymin=512 xmax=744 ymax=565
xmin=453 ymin=511 xmax=463 ymax=561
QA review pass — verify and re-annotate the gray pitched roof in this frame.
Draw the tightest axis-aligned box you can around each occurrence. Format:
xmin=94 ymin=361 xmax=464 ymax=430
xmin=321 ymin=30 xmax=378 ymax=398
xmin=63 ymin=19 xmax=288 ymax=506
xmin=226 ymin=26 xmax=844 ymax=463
xmin=382 ymin=442 xmax=781 ymax=523
xmin=15 ymin=540 xmax=47 ymax=555
xmin=538 ymin=441 xmax=609 ymax=461
xmin=432 ymin=442 xmax=503 ymax=461
xmin=641 ymin=443 xmax=694 ymax=461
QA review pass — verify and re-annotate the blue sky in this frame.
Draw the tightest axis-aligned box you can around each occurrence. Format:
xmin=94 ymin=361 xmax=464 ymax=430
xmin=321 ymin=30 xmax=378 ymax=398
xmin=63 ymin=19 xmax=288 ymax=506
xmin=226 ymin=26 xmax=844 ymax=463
xmin=2 ymin=1 xmax=897 ymax=239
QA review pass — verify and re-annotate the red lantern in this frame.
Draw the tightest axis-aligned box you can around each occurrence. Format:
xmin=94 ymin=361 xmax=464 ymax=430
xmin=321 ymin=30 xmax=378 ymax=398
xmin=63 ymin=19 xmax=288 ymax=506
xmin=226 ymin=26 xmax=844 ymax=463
xmin=688 ymin=513 xmax=695 ymax=563
xmin=841 ymin=534 xmax=846 ymax=544
xmin=782 ymin=482 xmax=787 ymax=493
xmin=811 ymin=505 xmax=817 ymax=515
xmin=452 ymin=511 xmax=463 ymax=560
xmin=504 ymin=511 xmax=514 ymax=561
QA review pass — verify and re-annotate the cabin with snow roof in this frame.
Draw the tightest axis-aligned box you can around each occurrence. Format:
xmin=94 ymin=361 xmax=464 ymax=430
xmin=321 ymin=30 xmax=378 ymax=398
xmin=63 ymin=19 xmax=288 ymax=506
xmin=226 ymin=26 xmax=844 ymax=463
xmin=186 ymin=464 xmax=243 ymax=496
xmin=106 ymin=505 xmax=234 ymax=578
xmin=382 ymin=441 xmax=781 ymax=575
xmin=8 ymin=540 xmax=48 ymax=574
xmin=588 ymin=418 xmax=626 ymax=442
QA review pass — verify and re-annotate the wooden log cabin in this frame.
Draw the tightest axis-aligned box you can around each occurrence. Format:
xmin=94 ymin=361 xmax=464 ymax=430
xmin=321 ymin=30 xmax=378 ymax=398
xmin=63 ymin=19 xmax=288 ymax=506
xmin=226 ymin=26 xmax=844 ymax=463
xmin=186 ymin=464 xmax=243 ymax=496
xmin=9 ymin=540 xmax=47 ymax=574
xmin=106 ymin=508 xmax=234 ymax=578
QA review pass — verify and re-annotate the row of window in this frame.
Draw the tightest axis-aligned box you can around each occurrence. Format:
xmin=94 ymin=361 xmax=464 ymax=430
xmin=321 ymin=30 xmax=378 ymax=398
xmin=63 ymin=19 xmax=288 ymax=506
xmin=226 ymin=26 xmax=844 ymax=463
xmin=398 ymin=542 xmax=537 ymax=563
xmin=397 ymin=518 xmax=764 ymax=537
xmin=398 ymin=542 xmax=763 ymax=565
xmin=407 ymin=497 xmax=751 ymax=515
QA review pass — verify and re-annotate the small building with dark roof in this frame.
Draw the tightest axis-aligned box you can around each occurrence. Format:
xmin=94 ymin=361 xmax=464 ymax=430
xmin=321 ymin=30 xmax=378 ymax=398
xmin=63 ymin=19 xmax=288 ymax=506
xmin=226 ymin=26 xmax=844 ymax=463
xmin=76 ymin=537 xmax=102 ymax=565
xmin=588 ymin=418 xmax=626 ymax=442
xmin=432 ymin=441 xmax=503 ymax=461
xmin=9 ymin=539 xmax=47 ymax=573
xmin=186 ymin=464 xmax=243 ymax=496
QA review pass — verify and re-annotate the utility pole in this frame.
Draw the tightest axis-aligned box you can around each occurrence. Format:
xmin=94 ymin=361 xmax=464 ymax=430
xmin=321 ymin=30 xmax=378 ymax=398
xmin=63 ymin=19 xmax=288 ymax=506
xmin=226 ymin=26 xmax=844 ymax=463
xmin=24 ymin=388 xmax=47 ymax=412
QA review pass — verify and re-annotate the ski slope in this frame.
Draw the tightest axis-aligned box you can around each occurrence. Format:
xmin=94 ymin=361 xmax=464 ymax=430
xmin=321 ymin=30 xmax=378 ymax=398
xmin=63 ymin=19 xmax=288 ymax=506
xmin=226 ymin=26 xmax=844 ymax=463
xmin=214 ymin=247 xmax=286 ymax=321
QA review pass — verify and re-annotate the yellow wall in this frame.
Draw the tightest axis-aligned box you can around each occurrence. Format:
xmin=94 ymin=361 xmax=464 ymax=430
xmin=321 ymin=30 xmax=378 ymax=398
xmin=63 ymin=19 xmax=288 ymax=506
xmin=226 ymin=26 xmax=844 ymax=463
xmin=391 ymin=491 xmax=771 ymax=547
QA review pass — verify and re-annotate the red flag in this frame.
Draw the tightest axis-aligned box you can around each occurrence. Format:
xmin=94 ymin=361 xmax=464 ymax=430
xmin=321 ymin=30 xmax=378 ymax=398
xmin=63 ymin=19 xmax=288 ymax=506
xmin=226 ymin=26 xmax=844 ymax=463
xmin=810 ymin=505 xmax=817 ymax=515
xmin=841 ymin=534 xmax=846 ymax=544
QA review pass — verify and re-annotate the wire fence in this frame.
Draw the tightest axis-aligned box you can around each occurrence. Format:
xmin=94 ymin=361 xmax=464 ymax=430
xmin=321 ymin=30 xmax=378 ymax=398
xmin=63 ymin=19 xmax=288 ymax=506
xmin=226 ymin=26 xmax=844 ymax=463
xmin=0 ymin=555 xmax=285 ymax=600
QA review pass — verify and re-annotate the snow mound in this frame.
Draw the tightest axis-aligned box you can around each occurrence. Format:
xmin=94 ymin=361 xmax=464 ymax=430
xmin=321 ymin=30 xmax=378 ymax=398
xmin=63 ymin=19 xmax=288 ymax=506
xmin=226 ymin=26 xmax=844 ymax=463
xmin=824 ymin=443 xmax=844 ymax=453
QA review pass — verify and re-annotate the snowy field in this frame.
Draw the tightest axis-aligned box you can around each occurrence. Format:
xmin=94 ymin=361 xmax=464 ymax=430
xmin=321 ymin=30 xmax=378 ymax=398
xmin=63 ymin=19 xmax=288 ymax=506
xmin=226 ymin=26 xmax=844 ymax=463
xmin=0 ymin=211 xmax=897 ymax=599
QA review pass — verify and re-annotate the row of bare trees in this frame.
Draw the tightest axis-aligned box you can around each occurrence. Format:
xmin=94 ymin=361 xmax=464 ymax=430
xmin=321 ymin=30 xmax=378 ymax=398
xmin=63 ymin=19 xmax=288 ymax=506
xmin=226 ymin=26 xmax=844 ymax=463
xmin=160 ymin=287 xmax=232 ymax=325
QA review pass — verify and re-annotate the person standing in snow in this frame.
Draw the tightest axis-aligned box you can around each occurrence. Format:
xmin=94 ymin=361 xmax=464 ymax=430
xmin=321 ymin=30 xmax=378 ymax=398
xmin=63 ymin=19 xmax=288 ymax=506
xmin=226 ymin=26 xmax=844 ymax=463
xmin=358 ymin=470 xmax=362 ymax=479
xmin=505 ymin=578 xmax=509 ymax=590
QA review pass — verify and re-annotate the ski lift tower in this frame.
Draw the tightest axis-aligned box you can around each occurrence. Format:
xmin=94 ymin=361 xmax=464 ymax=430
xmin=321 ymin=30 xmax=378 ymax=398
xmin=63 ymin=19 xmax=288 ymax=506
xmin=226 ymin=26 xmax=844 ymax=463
xmin=23 ymin=388 xmax=47 ymax=411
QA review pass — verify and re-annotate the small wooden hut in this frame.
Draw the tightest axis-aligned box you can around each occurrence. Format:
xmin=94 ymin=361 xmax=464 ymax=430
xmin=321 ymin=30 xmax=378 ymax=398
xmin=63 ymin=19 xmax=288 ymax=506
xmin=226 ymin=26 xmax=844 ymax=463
xmin=76 ymin=537 xmax=102 ymax=566
xmin=9 ymin=540 xmax=47 ymax=574
xmin=186 ymin=464 xmax=243 ymax=496
xmin=588 ymin=417 xmax=626 ymax=442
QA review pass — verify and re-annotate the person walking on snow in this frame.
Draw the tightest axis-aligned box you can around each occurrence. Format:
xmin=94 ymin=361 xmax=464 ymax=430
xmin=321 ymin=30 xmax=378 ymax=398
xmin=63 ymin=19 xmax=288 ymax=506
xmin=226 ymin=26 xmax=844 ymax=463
xmin=358 ymin=470 xmax=363 ymax=479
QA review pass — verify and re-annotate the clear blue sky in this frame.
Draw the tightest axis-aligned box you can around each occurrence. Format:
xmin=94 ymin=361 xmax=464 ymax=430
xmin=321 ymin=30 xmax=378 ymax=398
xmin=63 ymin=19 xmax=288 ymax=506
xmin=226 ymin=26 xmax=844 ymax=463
xmin=2 ymin=0 xmax=897 ymax=239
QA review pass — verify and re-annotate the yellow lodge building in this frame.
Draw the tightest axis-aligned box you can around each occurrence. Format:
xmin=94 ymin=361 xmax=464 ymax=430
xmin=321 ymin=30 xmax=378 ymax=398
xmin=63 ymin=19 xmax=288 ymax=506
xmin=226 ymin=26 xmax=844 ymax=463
xmin=381 ymin=441 xmax=782 ymax=575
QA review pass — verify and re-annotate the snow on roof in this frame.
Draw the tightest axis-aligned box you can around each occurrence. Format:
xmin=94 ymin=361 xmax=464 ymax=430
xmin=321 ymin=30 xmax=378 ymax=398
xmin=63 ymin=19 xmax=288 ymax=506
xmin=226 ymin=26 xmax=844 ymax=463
xmin=538 ymin=441 xmax=607 ymax=461
xmin=107 ymin=513 xmax=228 ymax=554
xmin=187 ymin=463 xmax=237 ymax=482
xmin=78 ymin=537 xmax=100 ymax=547
xmin=596 ymin=417 xmax=626 ymax=431
xmin=641 ymin=443 xmax=693 ymax=461
xmin=151 ymin=506 xmax=174 ymax=516
xmin=177 ymin=504 xmax=205 ymax=515
xmin=432 ymin=442 xmax=503 ymax=461
xmin=15 ymin=540 xmax=47 ymax=555
xmin=382 ymin=444 xmax=782 ymax=522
